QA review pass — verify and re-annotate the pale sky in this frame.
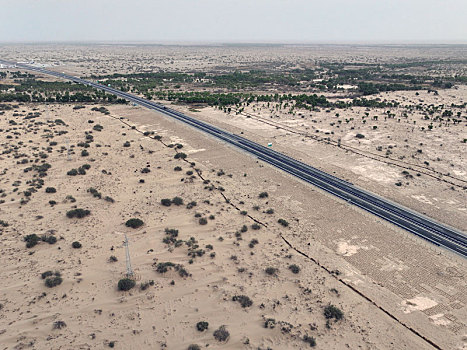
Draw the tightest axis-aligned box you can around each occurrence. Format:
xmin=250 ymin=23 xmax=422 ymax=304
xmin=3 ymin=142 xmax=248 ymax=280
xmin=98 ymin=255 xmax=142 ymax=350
xmin=0 ymin=0 xmax=466 ymax=43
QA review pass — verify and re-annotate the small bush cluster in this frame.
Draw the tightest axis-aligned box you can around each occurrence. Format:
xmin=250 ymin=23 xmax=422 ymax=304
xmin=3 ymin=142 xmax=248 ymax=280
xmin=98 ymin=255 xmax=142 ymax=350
xmin=196 ymin=321 xmax=209 ymax=332
xmin=324 ymin=304 xmax=343 ymax=321
xmin=140 ymin=280 xmax=155 ymax=290
xmin=66 ymin=208 xmax=91 ymax=219
xmin=88 ymin=187 xmax=101 ymax=199
xmin=45 ymin=187 xmax=56 ymax=193
xmin=67 ymin=164 xmax=90 ymax=176
xmin=265 ymin=267 xmax=278 ymax=276
xmin=43 ymin=271 xmax=63 ymax=288
xmin=172 ymin=197 xmax=183 ymax=206
xmin=24 ymin=234 xmax=40 ymax=248
xmin=303 ymin=335 xmax=317 ymax=347
xmin=249 ymin=238 xmax=259 ymax=248
xmin=53 ymin=320 xmax=67 ymax=330
xmin=118 ymin=278 xmax=136 ymax=291
xmin=289 ymin=264 xmax=300 ymax=274
xmin=72 ymin=241 xmax=82 ymax=249
xmin=125 ymin=218 xmax=144 ymax=229
xmin=251 ymin=223 xmax=261 ymax=230
xmin=155 ymin=262 xmax=190 ymax=278
xmin=232 ymin=295 xmax=253 ymax=308
xmin=259 ymin=191 xmax=269 ymax=198
xmin=186 ymin=201 xmax=197 ymax=209
xmin=41 ymin=234 xmax=57 ymax=245
xmin=278 ymin=219 xmax=289 ymax=227
xmin=213 ymin=325 xmax=230 ymax=342
xmin=174 ymin=152 xmax=187 ymax=159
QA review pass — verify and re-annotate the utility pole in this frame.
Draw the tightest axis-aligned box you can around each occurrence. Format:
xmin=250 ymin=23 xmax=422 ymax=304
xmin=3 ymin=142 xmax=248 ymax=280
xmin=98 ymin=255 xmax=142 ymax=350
xmin=123 ymin=234 xmax=134 ymax=277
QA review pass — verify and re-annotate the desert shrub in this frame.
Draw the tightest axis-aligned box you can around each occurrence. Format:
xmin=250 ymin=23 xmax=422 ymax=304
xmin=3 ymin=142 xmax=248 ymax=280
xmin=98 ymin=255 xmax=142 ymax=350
xmin=88 ymin=187 xmax=101 ymax=199
xmin=41 ymin=235 xmax=57 ymax=244
xmin=174 ymin=152 xmax=187 ymax=159
xmin=196 ymin=321 xmax=209 ymax=332
xmin=125 ymin=218 xmax=144 ymax=228
xmin=66 ymin=208 xmax=90 ymax=218
xmin=174 ymin=166 xmax=182 ymax=171
xmin=240 ymin=225 xmax=248 ymax=233
xmin=172 ymin=197 xmax=183 ymax=206
xmin=266 ymin=208 xmax=274 ymax=214
xmin=41 ymin=270 xmax=54 ymax=279
xmin=186 ymin=201 xmax=197 ymax=209
xmin=0 ymin=220 xmax=8 ymax=227
xmin=24 ymin=234 xmax=40 ymax=248
xmin=65 ymin=195 xmax=76 ymax=203
xmin=108 ymin=255 xmax=118 ymax=262
xmin=140 ymin=280 xmax=154 ymax=290
xmin=104 ymin=196 xmax=115 ymax=203
xmin=259 ymin=191 xmax=268 ymax=198
xmin=303 ymin=335 xmax=316 ymax=347
xmin=264 ymin=318 xmax=276 ymax=329
xmin=81 ymin=149 xmax=89 ymax=157
xmin=118 ymin=278 xmax=136 ymax=291
xmin=141 ymin=167 xmax=150 ymax=173
xmin=123 ymin=141 xmax=131 ymax=147
xmin=213 ymin=325 xmax=230 ymax=342
xmin=187 ymin=345 xmax=200 ymax=350
xmin=356 ymin=133 xmax=365 ymax=139
xmin=209 ymin=214 xmax=215 ymax=220
xmin=72 ymin=241 xmax=82 ymax=249
xmin=232 ymin=295 xmax=253 ymax=308
xmin=289 ymin=264 xmax=300 ymax=274
xmin=265 ymin=267 xmax=278 ymax=276
xmin=49 ymin=200 xmax=57 ymax=206
xmin=251 ymin=223 xmax=261 ymax=230
xmin=249 ymin=238 xmax=259 ymax=248
xmin=82 ymin=164 xmax=91 ymax=170
xmin=67 ymin=168 xmax=78 ymax=176
xmin=199 ymin=217 xmax=208 ymax=225
xmin=78 ymin=167 xmax=86 ymax=175
xmin=278 ymin=218 xmax=289 ymax=227
xmin=240 ymin=210 xmax=247 ymax=215
xmin=93 ymin=124 xmax=103 ymax=131
xmin=45 ymin=275 xmax=63 ymax=288
xmin=156 ymin=262 xmax=189 ymax=277
xmin=324 ymin=304 xmax=343 ymax=320
xmin=161 ymin=198 xmax=172 ymax=206
xmin=53 ymin=320 xmax=67 ymax=330
xmin=45 ymin=187 xmax=56 ymax=193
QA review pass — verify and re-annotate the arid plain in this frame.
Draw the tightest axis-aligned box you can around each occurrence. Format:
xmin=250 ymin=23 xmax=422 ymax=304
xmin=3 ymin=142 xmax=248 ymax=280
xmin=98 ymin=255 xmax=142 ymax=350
xmin=0 ymin=44 xmax=466 ymax=349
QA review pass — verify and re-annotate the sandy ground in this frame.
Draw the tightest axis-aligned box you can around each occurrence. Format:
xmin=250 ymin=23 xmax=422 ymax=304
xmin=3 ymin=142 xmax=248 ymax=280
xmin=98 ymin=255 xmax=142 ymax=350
xmin=166 ymin=85 xmax=467 ymax=232
xmin=1 ymin=102 xmax=465 ymax=349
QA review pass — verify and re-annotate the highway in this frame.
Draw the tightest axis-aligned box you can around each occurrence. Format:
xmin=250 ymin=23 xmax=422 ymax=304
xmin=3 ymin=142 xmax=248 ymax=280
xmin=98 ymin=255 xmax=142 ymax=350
xmin=2 ymin=60 xmax=466 ymax=258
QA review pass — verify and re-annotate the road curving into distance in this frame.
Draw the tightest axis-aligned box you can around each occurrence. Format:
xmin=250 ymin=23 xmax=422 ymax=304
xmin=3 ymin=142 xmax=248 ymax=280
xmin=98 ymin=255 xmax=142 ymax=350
xmin=2 ymin=59 xmax=466 ymax=258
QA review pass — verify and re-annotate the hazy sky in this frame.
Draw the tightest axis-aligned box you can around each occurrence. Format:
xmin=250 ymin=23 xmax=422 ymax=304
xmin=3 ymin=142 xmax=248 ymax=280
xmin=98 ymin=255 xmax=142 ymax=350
xmin=1 ymin=0 xmax=466 ymax=43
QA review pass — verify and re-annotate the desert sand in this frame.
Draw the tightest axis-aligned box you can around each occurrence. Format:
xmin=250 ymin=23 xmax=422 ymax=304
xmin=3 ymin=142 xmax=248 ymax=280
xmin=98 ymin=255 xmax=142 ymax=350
xmin=0 ymin=44 xmax=466 ymax=349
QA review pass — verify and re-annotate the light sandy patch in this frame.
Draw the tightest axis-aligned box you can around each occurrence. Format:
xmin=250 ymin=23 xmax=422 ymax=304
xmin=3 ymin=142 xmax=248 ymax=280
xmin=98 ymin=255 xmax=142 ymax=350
xmin=402 ymin=296 xmax=438 ymax=314
xmin=411 ymin=195 xmax=434 ymax=205
xmin=429 ymin=314 xmax=451 ymax=326
xmin=351 ymin=160 xmax=400 ymax=184
xmin=336 ymin=240 xmax=370 ymax=256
